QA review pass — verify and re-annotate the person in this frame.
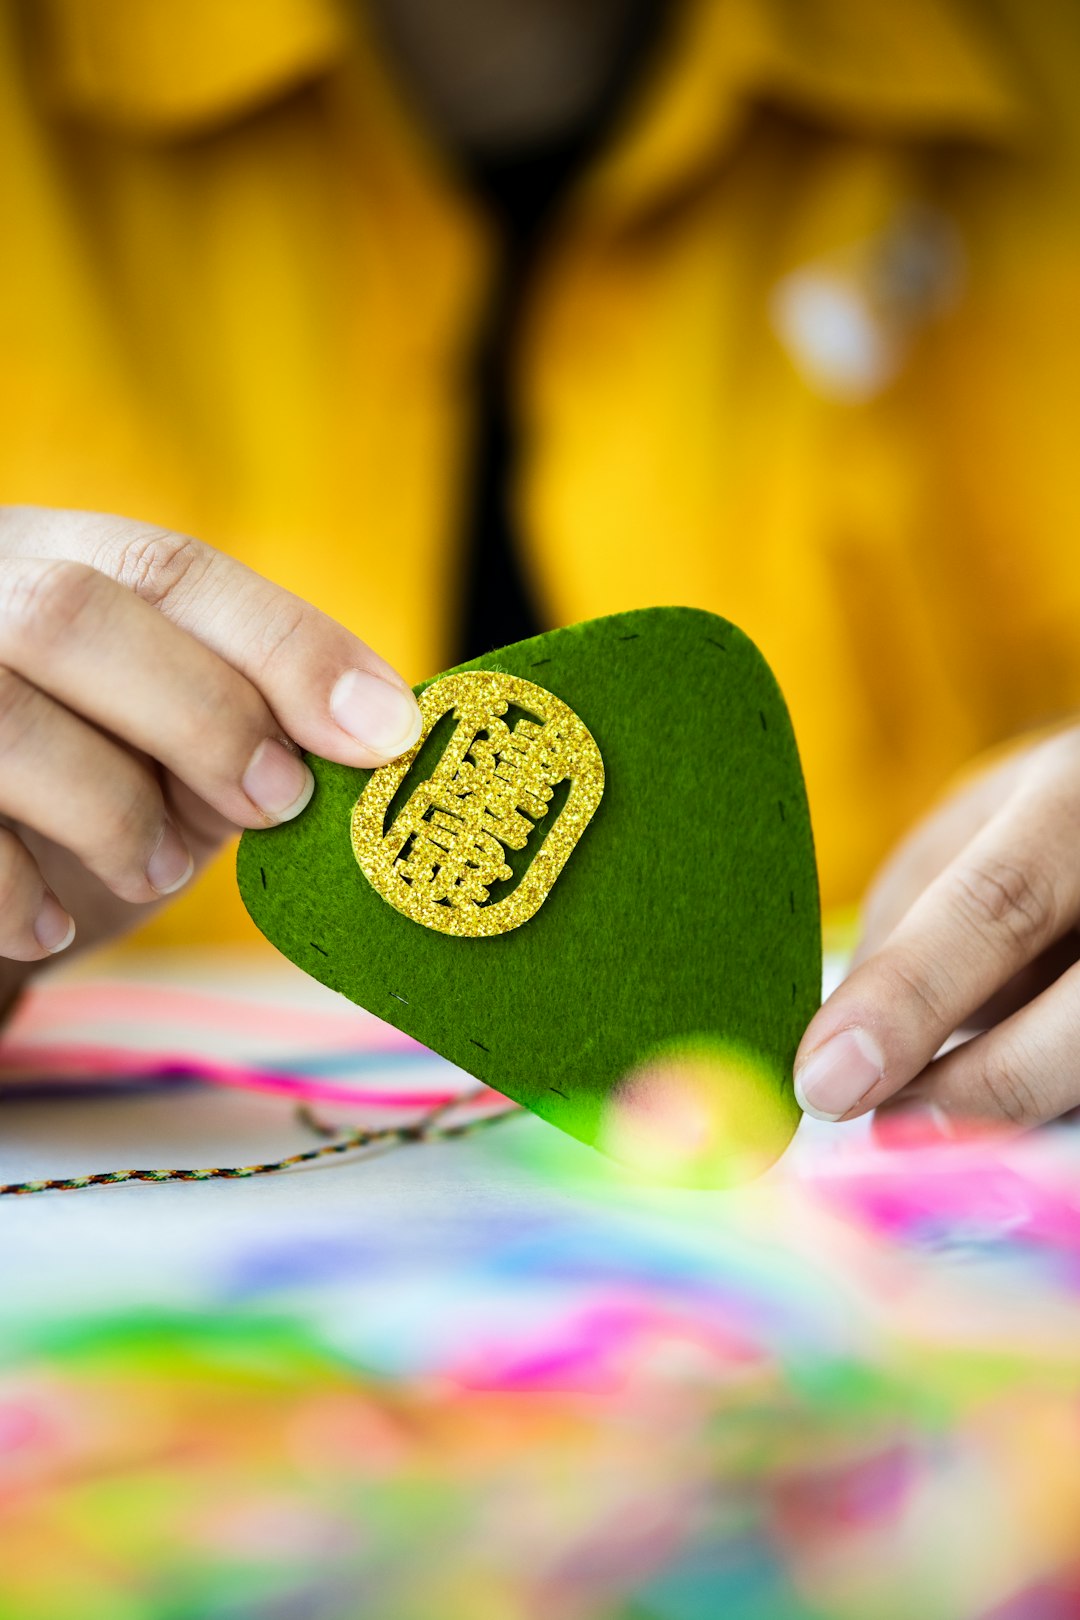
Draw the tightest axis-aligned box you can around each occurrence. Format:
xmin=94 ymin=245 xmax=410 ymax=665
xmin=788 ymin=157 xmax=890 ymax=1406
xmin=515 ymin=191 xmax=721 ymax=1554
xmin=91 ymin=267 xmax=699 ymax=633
xmin=1 ymin=0 xmax=1079 ymax=1138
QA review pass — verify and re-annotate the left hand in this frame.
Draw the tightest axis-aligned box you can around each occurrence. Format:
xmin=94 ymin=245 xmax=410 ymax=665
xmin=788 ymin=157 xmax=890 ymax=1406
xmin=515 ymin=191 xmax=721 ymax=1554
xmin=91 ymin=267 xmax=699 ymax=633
xmin=794 ymin=725 xmax=1080 ymax=1138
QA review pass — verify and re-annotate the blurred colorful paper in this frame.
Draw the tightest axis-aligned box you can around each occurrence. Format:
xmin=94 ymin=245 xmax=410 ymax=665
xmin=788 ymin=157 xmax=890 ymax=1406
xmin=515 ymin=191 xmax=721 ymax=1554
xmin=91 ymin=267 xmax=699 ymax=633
xmin=4 ymin=962 xmax=1080 ymax=1619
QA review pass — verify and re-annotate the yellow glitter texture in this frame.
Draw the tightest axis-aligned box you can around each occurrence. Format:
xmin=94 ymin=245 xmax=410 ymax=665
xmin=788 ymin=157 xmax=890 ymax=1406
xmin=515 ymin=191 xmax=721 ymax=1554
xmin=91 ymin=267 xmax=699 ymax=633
xmin=350 ymin=671 xmax=604 ymax=937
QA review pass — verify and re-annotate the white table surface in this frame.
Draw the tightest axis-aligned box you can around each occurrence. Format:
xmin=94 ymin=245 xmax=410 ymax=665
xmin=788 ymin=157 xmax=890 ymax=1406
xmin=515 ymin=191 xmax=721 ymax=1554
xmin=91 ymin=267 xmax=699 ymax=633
xmin=1 ymin=947 xmax=854 ymax=1327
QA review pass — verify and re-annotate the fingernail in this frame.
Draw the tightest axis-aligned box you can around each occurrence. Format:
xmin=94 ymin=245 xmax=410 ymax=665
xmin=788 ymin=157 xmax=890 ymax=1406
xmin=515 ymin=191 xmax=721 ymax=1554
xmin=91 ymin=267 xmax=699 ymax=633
xmin=794 ymin=1027 xmax=884 ymax=1121
xmin=146 ymin=822 xmax=194 ymax=896
xmin=331 ymin=669 xmax=422 ymax=758
xmin=242 ymin=738 xmax=315 ymax=822
xmin=34 ymin=894 xmax=75 ymax=955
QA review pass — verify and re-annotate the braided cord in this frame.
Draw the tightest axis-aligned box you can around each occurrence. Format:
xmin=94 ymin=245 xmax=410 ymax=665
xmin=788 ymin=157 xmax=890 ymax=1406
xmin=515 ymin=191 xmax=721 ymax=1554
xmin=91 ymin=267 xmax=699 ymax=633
xmin=0 ymin=1101 xmax=516 ymax=1197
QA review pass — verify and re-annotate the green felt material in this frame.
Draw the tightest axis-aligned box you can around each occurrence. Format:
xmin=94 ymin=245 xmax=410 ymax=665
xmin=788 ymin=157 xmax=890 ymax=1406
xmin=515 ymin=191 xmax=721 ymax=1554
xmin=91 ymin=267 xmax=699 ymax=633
xmin=237 ymin=608 xmax=821 ymax=1185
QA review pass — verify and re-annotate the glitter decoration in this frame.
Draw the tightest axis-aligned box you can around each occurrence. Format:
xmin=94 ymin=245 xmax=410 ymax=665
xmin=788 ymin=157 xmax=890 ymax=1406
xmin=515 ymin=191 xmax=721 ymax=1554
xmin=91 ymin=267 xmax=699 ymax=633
xmin=351 ymin=671 xmax=604 ymax=937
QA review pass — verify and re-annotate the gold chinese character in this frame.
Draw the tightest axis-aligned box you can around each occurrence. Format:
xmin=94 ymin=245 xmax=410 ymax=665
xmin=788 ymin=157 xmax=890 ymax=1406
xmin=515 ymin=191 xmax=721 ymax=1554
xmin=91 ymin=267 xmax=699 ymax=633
xmin=350 ymin=672 xmax=604 ymax=937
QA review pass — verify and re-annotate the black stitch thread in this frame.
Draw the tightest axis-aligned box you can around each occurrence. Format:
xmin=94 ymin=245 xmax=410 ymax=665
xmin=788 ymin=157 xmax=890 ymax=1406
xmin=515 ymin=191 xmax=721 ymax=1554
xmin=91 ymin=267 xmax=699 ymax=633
xmin=705 ymin=637 xmax=727 ymax=650
xmin=470 ymin=1039 xmax=490 ymax=1052
xmin=759 ymin=711 xmax=768 ymax=731
xmin=530 ymin=658 xmax=552 ymax=668
xmin=777 ymin=800 xmax=786 ymax=822
xmin=549 ymin=1086 xmax=568 ymax=1099
xmin=788 ymin=891 xmax=796 ymax=915
xmin=310 ymin=942 xmax=329 ymax=957
xmin=791 ymin=983 xmax=798 ymax=1003
xmin=259 ymin=867 xmax=267 ymax=889
xmin=617 ymin=633 xmax=640 ymax=641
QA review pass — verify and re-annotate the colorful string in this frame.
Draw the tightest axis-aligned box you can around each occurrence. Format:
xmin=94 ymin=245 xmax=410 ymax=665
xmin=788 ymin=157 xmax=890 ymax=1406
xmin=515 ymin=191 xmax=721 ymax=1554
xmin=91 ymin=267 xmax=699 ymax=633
xmin=0 ymin=1040 xmax=496 ymax=1107
xmin=0 ymin=1099 xmax=517 ymax=1197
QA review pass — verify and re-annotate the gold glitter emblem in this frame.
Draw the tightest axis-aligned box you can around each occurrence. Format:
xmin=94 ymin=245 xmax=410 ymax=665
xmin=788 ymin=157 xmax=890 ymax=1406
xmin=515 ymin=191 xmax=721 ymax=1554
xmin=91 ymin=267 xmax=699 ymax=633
xmin=350 ymin=670 xmax=604 ymax=937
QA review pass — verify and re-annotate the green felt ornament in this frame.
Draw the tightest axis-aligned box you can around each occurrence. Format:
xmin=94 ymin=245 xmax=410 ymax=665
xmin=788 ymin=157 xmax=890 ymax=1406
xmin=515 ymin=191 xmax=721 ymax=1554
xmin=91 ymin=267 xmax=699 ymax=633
xmin=237 ymin=607 xmax=820 ymax=1186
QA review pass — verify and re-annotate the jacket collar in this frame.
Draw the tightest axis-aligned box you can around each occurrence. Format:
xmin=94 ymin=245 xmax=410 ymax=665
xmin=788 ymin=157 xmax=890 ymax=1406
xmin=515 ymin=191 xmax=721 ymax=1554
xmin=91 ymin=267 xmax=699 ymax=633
xmin=37 ymin=0 xmax=349 ymax=134
xmin=36 ymin=0 xmax=1035 ymax=208
xmin=581 ymin=0 xmax=1035 ymax=225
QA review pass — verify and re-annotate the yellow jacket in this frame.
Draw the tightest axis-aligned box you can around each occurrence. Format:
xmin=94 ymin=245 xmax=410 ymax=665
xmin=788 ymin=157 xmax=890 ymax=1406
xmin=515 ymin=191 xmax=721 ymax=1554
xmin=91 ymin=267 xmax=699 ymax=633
xmin=2 ymin=0 xmax=1079 ymax=941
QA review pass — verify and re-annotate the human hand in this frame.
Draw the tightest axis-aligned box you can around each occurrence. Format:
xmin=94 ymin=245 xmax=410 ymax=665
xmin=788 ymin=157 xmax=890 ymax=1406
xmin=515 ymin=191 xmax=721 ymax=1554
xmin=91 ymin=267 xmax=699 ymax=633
xmin=794 ymin=726 xmax=1080 ymax=1138
xmin=0 ymin=506 xmax=422 ymax=1000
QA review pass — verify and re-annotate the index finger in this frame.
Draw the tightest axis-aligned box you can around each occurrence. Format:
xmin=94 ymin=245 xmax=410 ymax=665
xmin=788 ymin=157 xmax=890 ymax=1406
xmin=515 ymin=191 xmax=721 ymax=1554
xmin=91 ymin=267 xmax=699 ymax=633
xmin=9 ymin=507 xmax=422 ymax=768
xmin=794 ymin=751 xmax=1080 ymax=1121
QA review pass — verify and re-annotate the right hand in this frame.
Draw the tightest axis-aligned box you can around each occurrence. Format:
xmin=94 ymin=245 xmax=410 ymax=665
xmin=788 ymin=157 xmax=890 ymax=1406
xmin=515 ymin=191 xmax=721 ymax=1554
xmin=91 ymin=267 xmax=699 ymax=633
xmin=0 ymin=505 xmax=423 ymax=1001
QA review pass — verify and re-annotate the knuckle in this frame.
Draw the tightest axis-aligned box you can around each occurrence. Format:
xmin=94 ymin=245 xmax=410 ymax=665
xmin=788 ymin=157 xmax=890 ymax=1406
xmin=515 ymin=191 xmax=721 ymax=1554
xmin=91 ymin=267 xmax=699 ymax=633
xmin=978 ymin=1044 xmax=1044 ymax=1125
xmin=72 ymin=769 xmax=163 ymax=889
xmin=97 ymin=527 xmax=207 ymax=612
xmin=0 ymin=669 xmax=38 ymax=757
xmin=877 ymin=949 xmax=956 ymax=1033
xmin=179 ymin=671 xmax=269 ymax=772
xmin=108 ymin=775 xmax=164 ymax=858
xmin=235 ymin=593 xmax=308 ymax=679
xmin=953 ymin=857 xmax=1057 ymax=954
xmin=0 ymin=559 xmax=102 ymax=649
